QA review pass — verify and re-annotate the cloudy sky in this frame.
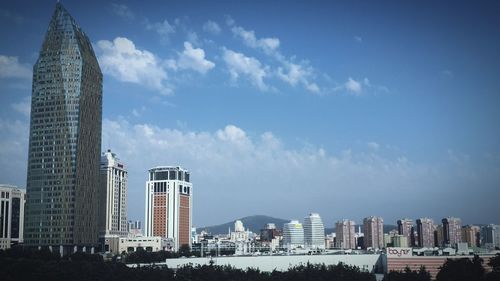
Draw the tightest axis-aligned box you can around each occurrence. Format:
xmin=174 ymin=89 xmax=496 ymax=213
xmin=1 ymin=0 xmax=500 ymax=228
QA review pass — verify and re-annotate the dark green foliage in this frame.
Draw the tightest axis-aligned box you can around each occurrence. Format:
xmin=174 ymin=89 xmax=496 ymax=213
xmin=489 ymin=253 xmax=500 ymax=272
xmin=436 ymin=255 xmax=485 ymax=281
xmin=383 ymin=266 xmax=431 ymax=281
xmin=0 ymin=248 xmax=378 ymax=281
xmin=124 ymin=248 xmax=180 ymax=264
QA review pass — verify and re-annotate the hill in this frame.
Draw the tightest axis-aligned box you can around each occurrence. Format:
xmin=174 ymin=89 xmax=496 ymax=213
xmin=199 ymin=216 xmax=397 ymax=235
xmin=199 ymin=215 xmax=289 ymax=234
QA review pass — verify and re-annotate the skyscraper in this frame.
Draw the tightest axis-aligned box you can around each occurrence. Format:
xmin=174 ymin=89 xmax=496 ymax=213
xmin=144 ymin=166 xmax=192 ymax=251
xmin=363 ymin=216 xmax=384 ymax=249
xmin=24 ymin=3 xmax=102 ymax=253
xmin=282 ymin=220 xmax=304 ymax=250
xmin=335 ymin=219 xmax=356 ymax=249
xmin=397 ymin=219 xmax=413 ymax=247
xmin=99 ymin=150 xmax=128 ymax=240
xmin=442 ymin=217 xmax=462 ymax=247
xmin=461 ymin=225 xmax=480 ymax=248
xmin=0 ymin=185 xmax=26 ymax=249
xmin=416 ymin=218 xmax=435 ymax=248
xmin=303 ymin=213 xmax=325 ymax=249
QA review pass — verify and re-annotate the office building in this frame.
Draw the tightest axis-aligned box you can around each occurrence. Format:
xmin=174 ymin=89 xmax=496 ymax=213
xmin=416 ymin=218 xmax=435 ymax=248
xmin=461 ymin=225 xmax=480 ymax=248
xmin=0 ymin=185 xmax=26 ymax=249
xmin=335 ymin=219 xmax=356 ymax=249
xmin=481 ymin=224 xmax=500 ymax=249
xmin=99 ymin=150 xmax=127 ymax=252
xmin=303 ymin=213 xmax=325 ymax=249
xmin=144 ymin=166 xmax=192 ymax=251
xmin=363 ymin=216 xmax=384 ymax=249
xmin=24 ymin=3 xmax=102 ymax=253
xmin=398 ymin=218 xmax=415 ymax=246
xmin=282 ymin=220 xmax=304 ymax=249
xmin=442 ymin=217 xmax=462 ymax=247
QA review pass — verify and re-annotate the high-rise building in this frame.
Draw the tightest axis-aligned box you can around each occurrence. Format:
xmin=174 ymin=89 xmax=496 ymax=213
xmin=99 ymin=150 xmax=128 ymax=251
xmin=397 ymin=219 xmax=413 ymax=247
xmin=0 ymin=185 xmax=26 ymax=249
xmin=303 ymin=213 xmax=325 ymax=249
xmin=363 ymin=216 xmax=384 ymax=249
xmin=335 ymin=219 xmax=356 ymax=249
xmin=282 ymin=220 xmax=304 ymax=250
xmin=416 ymin=218 xmax=435 ymax=248
xmin=144 ymin=166 xmax=192 ymax=251
xmin=24 ymin=3 xmax=102 ymax=253
xmin=461 ymin=225 xmax=480 ymax=248
xmin=442 ymin=217 xmax=462 ymax=247
xmin=481 ymin=224 xmax=500 ymax=249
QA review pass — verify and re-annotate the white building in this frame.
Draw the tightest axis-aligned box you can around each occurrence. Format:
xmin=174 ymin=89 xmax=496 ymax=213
xmin=303 ymin=213 xmax=325 ymax=249
xmin=0 ymin=185 xmax=25 ymax=249
xmin=230 ymin=220 xmax=249 ymax=242
xmin=145 ymin=166 xmax=193 ymax=251
xmin=283 ymin=220 xmax=304 ymax=250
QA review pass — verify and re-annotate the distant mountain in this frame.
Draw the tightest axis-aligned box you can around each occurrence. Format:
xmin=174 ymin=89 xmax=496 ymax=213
xmin=199 ymin=215 xmax=289 ymax=235
xmin=199 ymin=216 xmax=397 ymax=235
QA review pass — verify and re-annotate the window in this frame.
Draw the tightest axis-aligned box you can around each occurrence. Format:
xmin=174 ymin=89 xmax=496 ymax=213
xmin=169 ymin=171 xmax=176 ymax=180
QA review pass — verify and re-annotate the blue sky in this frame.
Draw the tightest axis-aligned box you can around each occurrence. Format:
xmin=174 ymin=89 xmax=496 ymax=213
xmin=1 ymin=0 xmax=500 ymax=227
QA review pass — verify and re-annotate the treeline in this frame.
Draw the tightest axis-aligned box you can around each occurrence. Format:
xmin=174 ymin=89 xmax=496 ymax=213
xmin=1 ymin=246 xmax=500 ymax=281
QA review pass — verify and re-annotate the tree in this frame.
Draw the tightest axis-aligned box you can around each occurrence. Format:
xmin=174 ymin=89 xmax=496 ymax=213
xmin=436 ymin=256 xmax=485 ymax=281
xmin=383 ymin=266 xmax=431 ymax=281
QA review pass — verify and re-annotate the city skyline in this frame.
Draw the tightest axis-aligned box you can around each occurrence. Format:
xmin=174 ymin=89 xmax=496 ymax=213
xmin=1 ymin=0 xmax=500 ymax=227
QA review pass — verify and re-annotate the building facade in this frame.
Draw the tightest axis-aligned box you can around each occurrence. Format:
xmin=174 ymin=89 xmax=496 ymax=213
xmin=461 ymin=225 xmax=480 ymax=248
xmin=0 ymin=185 xmax=26 ymax=249
xmin=335 ymin=219 xmax=356 ymax=249
xmin=397 ymin=219 xmax=413 ymax=247
xmin=363 ymin=216 xmax=384 ymax=249
xmin=303 ymin=213 xmax=325 ymax=249
xmin=481 ymin=224 xmax=500 ymax=249
xmin=282 ymin=220 xmax=304 ymax=250
xmin=442 ymin=217 xmax=462 ymax=247
xmin=144 ymin=166 xmax=192 ymax=251
xmin=24 ymin=3 xmax=102 ymax=253
xmin=99 ymin=150 xmax=128 ymax=252
xmin=416 ymin=218 xmax=435 ymax=248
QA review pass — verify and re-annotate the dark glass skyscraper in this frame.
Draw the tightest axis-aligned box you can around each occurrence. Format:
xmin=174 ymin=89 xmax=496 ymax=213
xmin=25 ymin=3 xmax=102 ymax=252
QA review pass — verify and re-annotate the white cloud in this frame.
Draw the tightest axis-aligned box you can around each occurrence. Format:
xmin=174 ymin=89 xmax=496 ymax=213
xmin=229 ymin=23 xmax=322 ymax=93
xmin=177 ymin=42 xmax=215 ymax=74
xmin=222 ymin=48 xmax=269 ymax=91
xmin=97 ymin=118 xmax=500 ymax=226
xmin=441 ymin=69 xmax=454 ymax=78
xmin=231 ymin=26 xmax=280 ymax=54
xmin=111 ymin=3 xmax=134 ymax=20
xmin=354 ymin=36 xmax=363 ymax=43
xmin=203 ymin=20 xmax=221 ymax=35
xmin=145 ymin=19 xmax=176 ymax=42
xmin=277 ymin=61 xmax=320 ymax=93
xmin=95 ymin=37 xmax=172 ymax=95
xmin=11 ymin=96 xmax=31 ymax=118
xmin=0 ymin=55 xmax=32 ymax=79
xmin=367 ymin=142 xmax=380 ymax=151
xmin=345 ymin=77 xmax=362 ymax=94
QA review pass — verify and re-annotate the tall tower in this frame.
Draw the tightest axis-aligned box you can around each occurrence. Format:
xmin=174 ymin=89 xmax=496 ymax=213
xmin=144 ymin=166 xmax=192 ymax=251
xmin=363 ymin=216 xmax=384 ymax=249
xmin=442 ymin=217 xmax=462 ymax=247
xmin=99 ymin=150 xmax=128 ymax=238
xmin=416 ymin=218 xmax=435 ymax=248
xmin=335 ymin=219 xmax=356 ymax=249
xmin=24 ymin=3 xmax=102 ymax=253
xmin=303 ymin=213 xmax=325 ymax=249
xmin=397 ymin=218 xmax=413 ymax=247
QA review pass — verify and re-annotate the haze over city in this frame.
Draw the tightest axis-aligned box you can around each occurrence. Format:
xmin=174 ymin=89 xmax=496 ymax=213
xmin=1 ymin=0 xmax=500 ymax=228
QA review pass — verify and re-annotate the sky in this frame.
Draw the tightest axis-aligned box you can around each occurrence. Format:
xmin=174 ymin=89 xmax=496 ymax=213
xmin=1 ymin=0 xmax=500 ymax=228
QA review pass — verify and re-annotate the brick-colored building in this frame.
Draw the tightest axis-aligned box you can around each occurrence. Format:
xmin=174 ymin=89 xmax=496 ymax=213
xmin=144 ymin=166 xmax=192 ymax=251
